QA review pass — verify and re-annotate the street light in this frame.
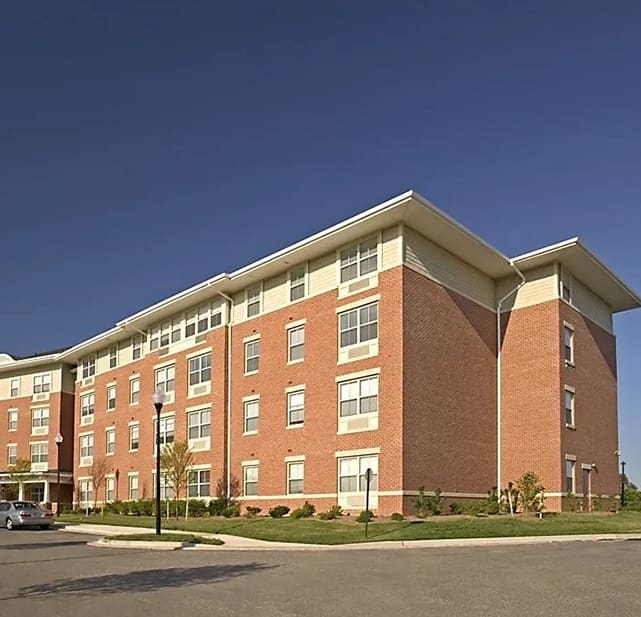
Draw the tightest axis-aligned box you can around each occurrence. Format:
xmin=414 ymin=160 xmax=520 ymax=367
xmin=54 ymin=433 xmax=64 ymax=513
xmin=152 ymin=389 xmax=165 ymax=535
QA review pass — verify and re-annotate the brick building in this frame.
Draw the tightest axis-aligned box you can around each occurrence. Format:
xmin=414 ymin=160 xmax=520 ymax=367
xmin=2 ymin=191 xmax=638 ymax=513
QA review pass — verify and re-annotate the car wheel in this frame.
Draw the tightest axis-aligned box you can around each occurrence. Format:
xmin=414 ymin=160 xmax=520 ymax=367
xmin=6 ymin=518 xmax=14 ymax=530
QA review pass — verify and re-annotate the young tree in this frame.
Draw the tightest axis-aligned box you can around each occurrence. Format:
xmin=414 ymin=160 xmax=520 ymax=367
xmin=517 ymin=471 xmax=545 ymax=514
xmin=160 ymin=440 xmax=194 ymax=519
xmin=7 ymin=458 xmax=34 ymax=501
xmin=90 ymin=457 xmax=111 ymax=512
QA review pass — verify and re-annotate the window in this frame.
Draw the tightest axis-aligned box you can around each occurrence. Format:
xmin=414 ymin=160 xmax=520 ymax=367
xmin=246 ymin=284 xmax=261 ymax=318
xmin=561 ymin=269 xmax=572 ymax=302
xmin=106 ymin=477 xmax=115 ymax=502
xmin=8 ymin=410 xmax=17 ymax=431
xmin=128 ymin=475 xmax=139 ymax=500
xmin=31 ymin=407 xmax=49 ymax=432
xmin=152 ymin=472 xmax=174 ymax=499
xmin=564 ymin=326 xmax=574 ymax=364
xmin=244 ymin=400 xmax=259 ymax=433
xmin=289 ymin=267 xmax=306 ymax=302
xmin=82 ymin=356 xmax=96 ymax=379
xmin=565 ymin=459 xmax=575 ymax=493
xmin=244 ymin=340 xmax=260 ymax=373
xmin=154 ymin=415 xmax=175 ymax=449
xmin=107 ymin=385 xmax=116 ymax=411
xmin=185 ymin=310 xmax=197 ymax=337
xmin=189 ymin=353 xmax=211 ymax=386
xmin=79 ymin=434 xmax=94 ymax=458
xmin=7 ymin=445 xmax=17 ymax=466
xmin=339 ymin=375 xmax=378 ymax=417
xmin=109 ymin=345 xmax=118 ymax=369
xmin=287 ymin=462 xmax=304 ymax=494
xmin=188 ymin=469 xmax=211 ymax=497
xmin=33 ymin=373 xmax=51 ymax=394
xmin=155 ymin=365 xmax=175 ymax=394
xmin=339 ymin=302 xmax=378 ymax=348
xmin=188 ymin=409 xmax=211 ymax=439
xmin=132 ymin=336 xmax=143 ymax=360
xmin=81 ymin=393 xmax=95 ymax=419
xmin=150 ymin=321 xmax=173 ymax=350
xmin=130 ymin=378 xmax=140 ymax=405
xmin=287 ymin=390 xmax=305 ymax=426
xmin=340 ymin=237 xmax=378 ymax=283
xmin=106 ymin=428 xmax=116 ymax=455
xmin=10 ymin=378 xmax=19 ymax=397
xmin=79 ymin=479 xmax=93 ymax=504
xmin=198 ymin=303 xmax=221 ymax=333
xmin=288 ymin=326 xmax=305 ymax=363
xmin=243 ymin=465 xmax=258 ymax=495
xmin=565 ymin=389 xmax=575 ymax=426
xmin=171 ymin=318 xmax=182 ymax=343
xmin=129 ymin=424 xmax=140 ymax=451
xmin=338 ymin=455 xmax=378 ymax=492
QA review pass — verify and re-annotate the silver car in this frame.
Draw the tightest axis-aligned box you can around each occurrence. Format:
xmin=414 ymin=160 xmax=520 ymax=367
xmin=0 ymin=501 xmax=55 ymax=530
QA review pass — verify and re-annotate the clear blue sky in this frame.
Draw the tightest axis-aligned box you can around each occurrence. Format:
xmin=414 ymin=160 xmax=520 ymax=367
xmin=2 ymin=2 xmax=640 ymax=482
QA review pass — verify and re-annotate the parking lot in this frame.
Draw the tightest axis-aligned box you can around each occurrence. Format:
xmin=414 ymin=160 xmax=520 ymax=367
xmin=1 ymin=528 xmax=640 ymax=616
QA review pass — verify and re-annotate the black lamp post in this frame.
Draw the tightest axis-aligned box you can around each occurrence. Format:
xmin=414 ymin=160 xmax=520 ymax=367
xmin=621 ymin=460 xmax=626 ymax=508
xmin=152 ymin=390 xmax=165 ymax=535
xmin=54 ymin=433 xmax=64 ymax=512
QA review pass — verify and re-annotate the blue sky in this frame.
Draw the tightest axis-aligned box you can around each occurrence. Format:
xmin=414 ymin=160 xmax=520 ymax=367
xmin=2 ymin=2 xmax=640 ymax=481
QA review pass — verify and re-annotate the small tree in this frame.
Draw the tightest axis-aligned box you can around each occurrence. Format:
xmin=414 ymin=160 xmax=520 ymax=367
xmin=412 ymin=486 xmax=444 ymax=517
xmin=216 ymin=474 xmax=241 ymax=501
xmin=7 ymin=459 xmax=34 ymax=501
xmin=160 ymin=440 xmax=194 ymax=519
xmin=90 ymin=457 xmax=111 ymax=512
xmin=517 ymin=471 xmax=545 ymax=513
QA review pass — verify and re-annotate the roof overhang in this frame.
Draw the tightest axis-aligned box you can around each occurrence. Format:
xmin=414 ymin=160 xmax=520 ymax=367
xmin=0 ymin=353 xmax=65 ymax=375
xmin=513 ymin=238 xmax=641 ymax=313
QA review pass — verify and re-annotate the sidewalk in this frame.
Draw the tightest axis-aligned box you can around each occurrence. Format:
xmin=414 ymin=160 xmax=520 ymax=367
xmin=60 ymin=523 xmax=641 ymax=551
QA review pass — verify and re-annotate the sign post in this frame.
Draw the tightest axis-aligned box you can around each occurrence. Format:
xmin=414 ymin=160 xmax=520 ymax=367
xmin=364 ymin=468 xmax=372 ymax=539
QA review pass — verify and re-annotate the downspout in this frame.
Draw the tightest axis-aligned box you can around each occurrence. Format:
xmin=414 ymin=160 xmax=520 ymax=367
xmin=496 ymin=260 xmax=526 ymax=496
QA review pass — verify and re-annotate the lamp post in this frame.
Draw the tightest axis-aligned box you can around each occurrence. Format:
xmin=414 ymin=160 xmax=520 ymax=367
xmin=54 ymin=433 xmax=64 ymax=513
xmin=621 ymin=460 xmax=626 ymax=508
xmin=152 ymin=390 xmax=165 ymax=535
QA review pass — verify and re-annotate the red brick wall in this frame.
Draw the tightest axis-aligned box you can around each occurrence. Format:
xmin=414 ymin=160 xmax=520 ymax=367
xmin=402 ymin=267 xmax=497 ymax=498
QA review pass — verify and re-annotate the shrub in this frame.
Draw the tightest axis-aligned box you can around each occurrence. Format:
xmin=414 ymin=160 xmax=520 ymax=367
xmin=290 ymin=501 xmax=316 ymax=519
xmin=412 ymin=486 xmax=444 ymax=517
xmin=390 ymin=512 xmax=404 ymax=521
xmin=209 ymin=497 xmax=230 ymax=516
xmin=517 ymin=472 xmax=545 ymax=513
xmin=268 ymin=505 xmax=290 ymax=518
xmin=357 ymin=509 xmax=375 ymax=523
xmin=222 ymin=503 xmax=240 ymax=518
xmin=187 ymin=499 xmax=208 ymax=517
xmin=500 ymin=482 xmax=519 ymax=514
xmin=566 ymin=492 xmax=579 ymax=513
xmin=104 ymin=500 xmax=124 ymax=514
xmin=449 ymin=502 xmax=462 ymax=515
xmin=245 ymin=506 xmax=262 ymax=518
xmin=318 ymin=505 xmax=343 ymax=521
xmin=483 ymin=487 xmax=500 ymax=515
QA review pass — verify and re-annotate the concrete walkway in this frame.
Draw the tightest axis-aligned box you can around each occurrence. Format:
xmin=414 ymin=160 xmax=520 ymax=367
xmin=60 ymin=522 xmax=641 ymax=551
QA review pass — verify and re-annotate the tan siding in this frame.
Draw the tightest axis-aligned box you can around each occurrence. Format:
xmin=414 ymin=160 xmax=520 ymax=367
xmin=572 ymin=277 xmax=613 ymax=333
xmin=263 ymin=272 xmax=288 ymax=314
xmin=309 ymin=252 xmax=336 ymax=296
xmin=381 ymin=225 xmax=402 ymax=271
xmin=232 ymin=291 xmax=245 ymax=323
xmin=498 ymin=265 xmax=558 ymax=312
xmin=403 ymin=226 xmax=495 ymax=309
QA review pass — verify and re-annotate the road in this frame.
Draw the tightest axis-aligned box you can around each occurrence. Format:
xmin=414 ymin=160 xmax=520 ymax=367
xmin=1 ymin=528 xmax=640 ymax=616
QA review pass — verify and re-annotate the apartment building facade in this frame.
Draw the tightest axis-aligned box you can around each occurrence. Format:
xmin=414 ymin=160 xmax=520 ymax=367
xmin=2 ymin=191 xmax=638 ymax=514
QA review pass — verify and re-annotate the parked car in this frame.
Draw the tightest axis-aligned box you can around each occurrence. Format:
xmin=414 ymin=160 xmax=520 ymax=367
xmin=0 ymin=501 xmax=55 ymax=530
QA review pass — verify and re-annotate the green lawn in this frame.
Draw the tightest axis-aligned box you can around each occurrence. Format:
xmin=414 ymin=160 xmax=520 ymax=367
xmin=110 ymin=532 xmax=224 ymax=545
xmin=59 ymin=511 xmax=641 ymax=545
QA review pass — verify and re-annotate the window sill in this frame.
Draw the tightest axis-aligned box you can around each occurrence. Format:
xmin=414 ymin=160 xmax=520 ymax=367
xmin=564 ymin=360 xmax=576 ymax=368
xmin=243 ymin=430 xmax=258 ymax=436
xmin=287 ymin=358 xmax=305 ymax=366
xmin=565 ymin=423 xmax=576 ymax=430
xmin=286 ymin=424 xmax=304 ymax=430
xmin=129 ymin=448 xmax=139 ymax=453
xmin=244 ymin=370 xmax=259 ymax=377
xmin=106 ymin=452 xmax=115 ymax=457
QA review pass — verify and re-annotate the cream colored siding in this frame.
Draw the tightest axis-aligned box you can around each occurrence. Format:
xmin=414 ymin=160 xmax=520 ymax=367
xmin=50 ymin=368 xmax=62 ymax=393
xmin=309 ymin=252 xmax=336 ymax=296
xmin=497 ymin=265 xmax=558 ymax=312
xmin=572 ymin=277 xmax=613 ymax=332
xmin=404 ymin=227 xmax=495 ymax=309
xmin=232 ymin=291 xmax=246 ymax=323
xmin=263 ymin=272 xmax=288 ymax=314
xmin=96 ymin=349 xmax=111 ymax=375
xmin=381 ymin=226 xmax=402 ymax=272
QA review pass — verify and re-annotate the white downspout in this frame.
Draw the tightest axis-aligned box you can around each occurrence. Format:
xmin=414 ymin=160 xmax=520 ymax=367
xmin=497 ymin=260 xmax=526 ymax=496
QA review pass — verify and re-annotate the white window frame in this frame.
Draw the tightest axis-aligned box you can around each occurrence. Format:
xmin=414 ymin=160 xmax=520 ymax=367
xmin=132 ymin=336 xmax=143 ymax=360
xmin=188 ymin=468 xmax=211 ymax=498
xmin=289 ymin=265 xmax=307 ymax=302
xmin=152 ymin=471 xmax=174 ymax=499
xmin=79 ymin=433 xmax=94 ymax=458
xmin=30 ymin=442 xmax=48 ymax=464
xmin=243 ymin=399 xmax=259 ymax=434
xmin=82 ymin=356 xmax=96 ymax=379
xmin=287 ymin=390 xmax=305 ymax=427
xmin=33 ymin=373 xmax=51 ymax=394
xmin=129 ymin=424 xmax=140 ymax=451
xmin=7 ymin=444 xmax=17 ymax=466
xmin=8 ymin=409 xmax=18 ymax=431
xmin=564 ymin=387 xmax=575 ymax=427
xmin=188 ymin=409 xmax=211 ymax=440
xmin=338 ymin=454 xmax=379 ymax=494
xmin=287 ymin=325 xmax=305 ymax=363
xmin=246 ymin=284 xmax=262 ymax=318
xmin=189 ymin=353 xmax=211 ymax=386
xmin=10 ymin=378 xmax=19 ymax=397
xmin=564 ymin=324 xmax=574 ymax=365
xmin=154 ymin=415 xmax=175 ymax=451
xmin=78 ymin=478 xmax=94 ymax=504
xmin=243 ymin=464 xmax=259 ymax=496
xmin=81 ymin=393 xmax=95 ymax=419
xmin=130 ymin=377 xmax=140 ymax=405
xmin=107 ymin=384 xmax=116 ymax=411
xmin=565 ymin=458 xmax=576 ymax=493
xmin=560 ymin=268 xmax=572 ymax=303
xmin=109 ymin=345 xmax=118 ymax=369
xmin=338 ymin=375 xmax=378 ymax=417
xmin=128 ymin=474 xmax=139 ymax=500
xmin=106 ymin=476 xmax=116 ymax=502
xmin=244 ymin=339 xmax=260 ymax=374
xmin=31 ymin=407 xmax=49 ymax=432
xmin=287 ymin=461 xmax=304 ymax=495
xmin=106 ymin=428 xmax=116 ymax=455
xmin=338 ymin=302 xmax=378 ymax=349
xmin=339 ymin=237 xmax=378 ymax=283
xmin=154 ymin=365 xmax=175 ymax=395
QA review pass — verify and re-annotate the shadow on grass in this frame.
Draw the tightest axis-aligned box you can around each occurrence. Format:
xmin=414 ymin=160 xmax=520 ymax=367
xmin=18 ymin=562 xmax=277 ymax=598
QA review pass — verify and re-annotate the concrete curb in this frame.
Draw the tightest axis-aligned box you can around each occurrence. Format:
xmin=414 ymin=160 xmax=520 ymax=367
xmin=89 ymin=538 xmax=190 ymax=551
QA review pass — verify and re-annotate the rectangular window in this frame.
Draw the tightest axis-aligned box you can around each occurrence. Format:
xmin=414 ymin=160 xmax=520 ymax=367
xmin=7 ymin=445 xmax=17 ymax=466
xmin=339 ymin=302 xmax=378 ymax=348
xmin=128 ymin=475 xmax=139 ymax=500
xmin=152 ymin=472 xmax=174 ymax=499
xmin=30 ymin=443 xmax=48 ymax=464
xmin=79 ymin=434 xmax=94 ymax=458
xmin=155 ymin=365 xmax=175 ymax=394
xmin=565 ymin=459 xmax=575 ymax=493
xmin=31 ymin=407 xmax=49 ymax=431
xmin=243 ymin=465 xmax=258 ymax=496
xmin=79 ymin=479 xmax=93 ymax=504
xmin=130 ymin=378 xmax=140 ymax=405
xmin=287 ymin=326 xmax=305 ymax=363
xmin=287 ymin=390 xmax=305 ymax=426
xmin=197 ymin=303 xmax=218 ymax=334
xmin=106 ymin=477 xmax=115 ymax=502
xmin=132 ymin=336 xmax=143 ymax=360
xmin=33 ymin=374 xmax=51 ymax=394
xmin=185 ymin=310 xmax=197 ymax=337
xmin=82 ymin=356 xmax=96 ymax=379
xmin=10 ymin=378 xmax=19 ymax=397
xmin=188 ymin=409 xmax=211 ymax=439
xmin=287 ymin=461 xmax=304 ymax=494
xmin=244 ymin=340 xmax=260 ymax=373
xmin=561 ymin=269 xmax=572 ymax=303
xmin=565 ymin=389 xmax=575 ymax=426
xmin=338 ymin=455 xmax=379 ymax=493
xmin=188 ymin=469 xmax=211 ymax=497
xmin=246 ymin=284 xmax=261 ymax=318
xmin=289 ymin=267 xmax=306 ymax=302
xmin=340 ymin=237 xmax=378 ymax=283
xmin=189 ymin=353 xmax=211 ymax=386
xmin=150 ymin=321 xmax=172 ymax=350
xmin=81 ymin=393 xmax=95 ymax=418
xmin=107 ymin=385 xmax=116 ymax=411
xmin=244 ymin=400 xmax=259 ymax=433
xmin=339 ymin=375 xmax=378 ymax=417
xmin=109 ymin=345 xmax=118 ymax=369
xmin=106 ymin=429 xmax=116 ymax=455
xmin=564 ymin=326 xmax=574 ymax=364
xmin=154 ymin=415 xmax=175 ymax=449
xmin=8 ymin=410 xmax=17 ymax=431
xmin=171 ymin=318 xmax=182 ymax=343
xmin=129 ymin=424 xmax=140 ymax=451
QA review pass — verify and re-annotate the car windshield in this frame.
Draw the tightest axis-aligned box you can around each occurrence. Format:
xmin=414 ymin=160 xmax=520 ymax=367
xmin=13 ymin=502 xmax=39 ymax=509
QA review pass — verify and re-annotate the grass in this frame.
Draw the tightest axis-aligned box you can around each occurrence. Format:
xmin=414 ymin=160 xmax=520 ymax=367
xmin=109 ymin=532 xmax=224 ymax=545
xmin=59 ymin=511 xmax=641 ymax=545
